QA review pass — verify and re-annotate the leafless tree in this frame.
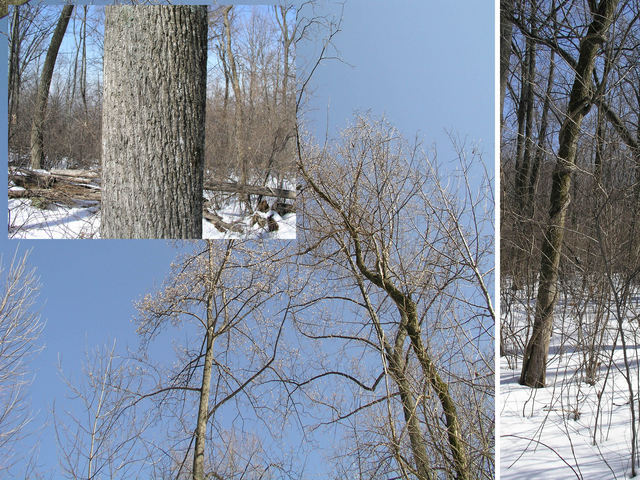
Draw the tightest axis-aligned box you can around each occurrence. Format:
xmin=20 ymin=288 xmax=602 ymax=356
xmin=29 ymin=4 xmax=73 ymax=169
xmin=128 ymin=241 xmax=293 ymax=479
xmin=292 ymin=114 xmax=494 ymax=479
xmin=54 ymin=341 xmax=153 ymax=479
xmin=0 ymin=250 xmax=43 ymax=473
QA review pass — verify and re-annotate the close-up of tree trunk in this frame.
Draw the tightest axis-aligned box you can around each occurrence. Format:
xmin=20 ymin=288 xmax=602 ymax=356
xmin=100 ymin=5 xmax=208 ymax=238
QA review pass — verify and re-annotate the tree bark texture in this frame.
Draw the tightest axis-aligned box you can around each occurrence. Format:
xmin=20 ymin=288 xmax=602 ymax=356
xmin=101 ymin=6 xmax=207 ymax=238
xmin=520 ymin=0 xmax=619 ymax=388
xmin=29 ymin=4 xmax=73 ymax=169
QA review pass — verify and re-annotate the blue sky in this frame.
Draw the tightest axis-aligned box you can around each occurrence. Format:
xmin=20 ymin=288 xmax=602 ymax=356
xmin=1 ymin=0 xmax=494 ymax=477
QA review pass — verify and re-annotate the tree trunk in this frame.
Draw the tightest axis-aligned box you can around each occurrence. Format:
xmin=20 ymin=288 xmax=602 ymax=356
xmin=8 ymin=5 xmax=21 ymax=128
xmin=193 ymin=242 xmax=217 ymax=480
xmin=515 ymin=34 xmax=536 ymax=213
xmin=499 ymin=0 xmax=513 ymax=130
xmin=520 ymin=0 xmax=619 ymax=388
xmin=388 ymin=342 xmax=435 ymax=480
xmin=352 ymin=244 xmax=470 ymax=480
xmin=29 ymin=4 xmax=73 ymax=169
xmin=526 ymin=50 xmax=555 ymax=219
xmin=100 ymin=6 xmax=208 ymax=238
xmin=222 ymin=6 xmax=249 ymax=209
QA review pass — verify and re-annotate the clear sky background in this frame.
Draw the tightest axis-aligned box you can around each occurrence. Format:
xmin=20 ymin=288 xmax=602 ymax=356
xmin=1 ymin=0 xmax=494 ymax=477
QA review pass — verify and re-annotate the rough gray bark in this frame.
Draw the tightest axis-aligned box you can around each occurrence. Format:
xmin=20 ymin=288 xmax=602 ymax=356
xmin=29 ymin=4 xmax=73 ymax=169
xmin=520 ymin=0 xmax=619 ymax=388
xmin=101 ymin=6 xmax=208 ymax=238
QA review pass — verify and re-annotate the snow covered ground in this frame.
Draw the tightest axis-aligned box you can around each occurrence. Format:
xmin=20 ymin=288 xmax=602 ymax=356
xmin=501 ymin=288 xmax=640 ymax=479
xmin=8 ymin=196 xmax=296 ymax=240
xmin=8 ymin=173 xmax=296 ymax=240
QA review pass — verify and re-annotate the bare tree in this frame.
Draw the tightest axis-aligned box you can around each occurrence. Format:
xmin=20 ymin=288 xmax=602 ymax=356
xmin=294 ymin=114 xmax=494 ymax=479
xmin=0 ymin=250 xmax=43 ymax=473
xmin=519 ymin=0 xmax=620 ymax=388
xmin=130 ymin=241 xmax=291 ymax=479
xmin=29 ymin=4 xmax=73 ymax=169
xmin=54 ymin=341 xmax=152 ymax=480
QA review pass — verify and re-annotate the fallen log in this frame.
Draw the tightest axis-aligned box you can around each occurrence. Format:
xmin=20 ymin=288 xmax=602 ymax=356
xmin=9 ymin=185 xmax=101 ymax=203
xmin=49 ymin=168 xmax=99 ymax=178
xmin=9 ymin=167 xmax=98 ymax=186
xmin=204 ymin=180 xmax=296 ymax=200
xmin=202 ymin=206 xmax=245 ymax=233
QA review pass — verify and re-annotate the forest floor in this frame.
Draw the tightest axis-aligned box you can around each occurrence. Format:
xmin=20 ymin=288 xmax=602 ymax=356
xmin=501 ymin=289 xmax=640 ymax=479
xmin=8 ymin=167 xmax=296 ymax=239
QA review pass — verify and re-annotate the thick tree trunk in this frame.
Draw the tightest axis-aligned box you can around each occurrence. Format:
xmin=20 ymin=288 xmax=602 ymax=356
xmin=520 ymin=0 xmax=619 ymax=388
xmin=100 ymin=6 xmax=207 ymax=238
xmin=29 ymin=4 xmax=73 ymax=169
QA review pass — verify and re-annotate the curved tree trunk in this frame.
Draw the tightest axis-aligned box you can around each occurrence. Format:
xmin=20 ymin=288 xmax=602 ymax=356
xmin=520 ymin=0 xmax=619 ymax=388
xmin=101 ymin=5 xmax=207 ymax=238
xmin=352 ymin=245 xmax=470 ymax=480
xmin=29 ymin=4 xmax=73 ymax=169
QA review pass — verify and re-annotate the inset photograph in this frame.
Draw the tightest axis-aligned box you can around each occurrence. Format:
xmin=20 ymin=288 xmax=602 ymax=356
xmin=500 ymin=0 xmax=640 ymax=477
xmin=8 ymin=4 xmax=296 ymax=239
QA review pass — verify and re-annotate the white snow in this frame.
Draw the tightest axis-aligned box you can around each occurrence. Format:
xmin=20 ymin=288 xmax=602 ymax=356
xmin=8 ymin=193 xmax=295 ymax=240
xmin=501 ymin=289 xmax=640 ymax=479
xmin=9 ymin=198 xmax=100 ymax=239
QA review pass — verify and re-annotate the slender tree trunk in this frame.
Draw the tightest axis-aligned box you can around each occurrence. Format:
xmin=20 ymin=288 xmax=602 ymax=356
xmin=389 ymin=347 xmax=435 ymax=480
xmin=29 ymin=4 xmax=73 ymax=169
xmin=100 ymin=6 xmax=207 ymax=238
xmin=352 ymin=246 xmax=470 ymax=480
xmin=515 ymin=35 xmax=536 ymax=213
xmin=8 ymin=5 xmax=21 ymax=127
xmin=193 ymin=242 xmax=217 ymax=480
xmin=526 ymin=50 xmax=555 ymax=219
xmin=500 ymin=0 xmax=513 ymax=129
xmin=520 ymin=0 xmax=619 ymax=388
xmin=403 ymin=306 xmax=469 ymax=480
xmin=223 ymin=6 xmax=249 ymax=208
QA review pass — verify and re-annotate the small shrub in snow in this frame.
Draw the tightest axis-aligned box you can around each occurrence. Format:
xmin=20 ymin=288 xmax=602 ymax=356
xmin=30 ymin=197 xmax=50 ymax=210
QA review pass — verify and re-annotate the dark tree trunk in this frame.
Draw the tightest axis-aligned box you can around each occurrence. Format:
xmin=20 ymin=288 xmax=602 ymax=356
xmin=100 ymin=6 xmax=208 ymax=238
xmin=8 ymin=5 xmax=21 ymax=128
xmin=500 ymin=0 xmax=514 ymax=129
xmin=520 ymin=0 xmax=619 ymax=388
xmin=29 ymin=4 xmax=73 ymax=169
